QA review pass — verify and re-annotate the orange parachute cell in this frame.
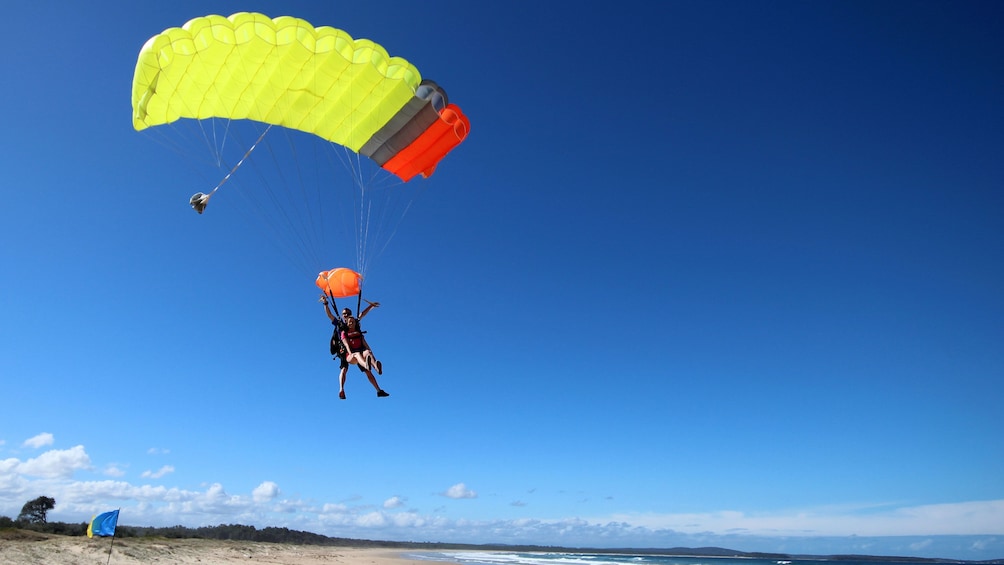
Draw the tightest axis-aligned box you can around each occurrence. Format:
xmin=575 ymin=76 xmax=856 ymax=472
xmin=316 ymin=268 xmax=362 ymax=298
xmin=382 ymin=104 xmax=470 ymax=181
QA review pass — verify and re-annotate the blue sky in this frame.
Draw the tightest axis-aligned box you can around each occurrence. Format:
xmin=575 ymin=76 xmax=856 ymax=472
xmin=2 ymin=0 xmax=1002 ymax=560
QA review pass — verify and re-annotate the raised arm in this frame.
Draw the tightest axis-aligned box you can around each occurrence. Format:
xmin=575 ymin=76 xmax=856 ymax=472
xmin=358 ymin=299 xmax=380 ymax=320
xmin=320 ymin=294 xmax=336 ymax=322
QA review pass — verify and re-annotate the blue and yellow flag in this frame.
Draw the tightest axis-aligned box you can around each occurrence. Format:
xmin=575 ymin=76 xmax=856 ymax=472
xmin=86 ymin=509 xmax=119 ymax=538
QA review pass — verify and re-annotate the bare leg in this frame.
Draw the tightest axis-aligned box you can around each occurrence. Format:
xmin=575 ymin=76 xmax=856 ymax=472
xmin=367 ymin=349 xmax=383 ymax=374
xmin=348 ymin=353 xmax=370 ymax=371
xmin=339 ymin=366 xmax=348 ymax=399
xmin=363 ymin=369 xmax=389 ymax=397
xmin=362 ymin=351 xmax=382 ymax=375
xmin=364 ymin=369 xmax=380 ymax=391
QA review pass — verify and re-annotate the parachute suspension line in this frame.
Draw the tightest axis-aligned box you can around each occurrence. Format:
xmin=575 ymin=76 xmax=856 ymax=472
xmin=328 ymin=141 xmax=417 ymax=281
xmin=247 ymin=127 xmax=322 ymax=277
xmin=342 ymin=147 xmax=372 ymax=279
xmin=208 ymin=124 xmax=272 ymax=198
xmin=368 ymin=192 xmax=419 ymax=271
xmin=190 ymin=123 xmax=273 ymax=215
xmin=209 ymin=118 xmax=232 ymax=169
xmin=358 ymin=197 xmax=373 ymax=280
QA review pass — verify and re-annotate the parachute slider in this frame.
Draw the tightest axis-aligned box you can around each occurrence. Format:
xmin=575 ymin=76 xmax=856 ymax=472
xmin=190 ymin=192 xmax=210 ymax=214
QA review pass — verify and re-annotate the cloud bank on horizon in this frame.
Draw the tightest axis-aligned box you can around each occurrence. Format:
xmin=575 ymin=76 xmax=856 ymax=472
xmin=1 ymin=436 xmax=1001 ymax=560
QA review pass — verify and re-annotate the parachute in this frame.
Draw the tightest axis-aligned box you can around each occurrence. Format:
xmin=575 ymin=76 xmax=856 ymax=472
xmin=132 ymin=13 xmax=469 ymax=182
xmin=132 ymin=13 xmax=469 ymax=286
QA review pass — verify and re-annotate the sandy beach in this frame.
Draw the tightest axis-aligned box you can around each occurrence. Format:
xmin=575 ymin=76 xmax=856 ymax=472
xmin=0 ymin=530 xmax=424 ymax=565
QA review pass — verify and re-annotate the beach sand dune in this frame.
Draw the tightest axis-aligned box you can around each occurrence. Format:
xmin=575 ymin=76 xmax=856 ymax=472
xmin=0 ymin=531 xmax=416 ymax=565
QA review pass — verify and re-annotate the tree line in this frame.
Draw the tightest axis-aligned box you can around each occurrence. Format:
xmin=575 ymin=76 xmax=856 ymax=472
xmin=2 ymin=495 xmax=469 ymax=547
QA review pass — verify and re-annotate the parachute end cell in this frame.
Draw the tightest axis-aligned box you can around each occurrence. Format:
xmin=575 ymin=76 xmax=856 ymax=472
xmin=190 ymin=192 xmax=210 ymax=214
xmin=381 ymin=103 xmax=469 ymax=182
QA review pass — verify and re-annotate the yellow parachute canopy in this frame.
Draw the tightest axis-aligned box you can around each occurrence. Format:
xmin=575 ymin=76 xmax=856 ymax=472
xmin=131 ymin=13 xmax=422 ymax=152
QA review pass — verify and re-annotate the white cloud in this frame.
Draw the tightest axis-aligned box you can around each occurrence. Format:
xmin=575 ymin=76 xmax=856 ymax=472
xmin=600 ymin=499 xmax=1004 ymax=537
xmin=141 ymin=465 xmax=175 ymax=479
xmin=384 ymin=496 xmax=406 ymax=509
xmin=14 ymin=445 xmax=90 ymax=478
xmin=357 ymin=511 xmax=387 ymax=527
xmin=909 ymin=539 xmax=934 ymax=551
xmin=23 ymin=433 xmax=54 ymax=449
xmin=103 ymin=465 xmax=126 ymax=478
xmin=970 ymin=538 xmax=994 ymax=551
xmin=252 ymin=481 xmax=280 ymax=502
xmin=147 ymin=448 xmax=170 ymax=455
xmin=1 ymin=441 xmax=1002 ymax=561
xmin=443 ymin=483 xmax=477 ymax=499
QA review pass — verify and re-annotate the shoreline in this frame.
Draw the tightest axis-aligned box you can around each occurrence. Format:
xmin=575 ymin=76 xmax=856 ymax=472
xmin=0 ymin=533 xmax=431 ymax=565
xmin=3 ymin=533 xmax=997 ymax=565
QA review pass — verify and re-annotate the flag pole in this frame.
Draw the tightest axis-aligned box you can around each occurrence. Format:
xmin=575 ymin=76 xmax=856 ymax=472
xmin=104 ymin=507 xmax=120 ymax=565
xmin=106 ymin=533 xmax=115 ymax=565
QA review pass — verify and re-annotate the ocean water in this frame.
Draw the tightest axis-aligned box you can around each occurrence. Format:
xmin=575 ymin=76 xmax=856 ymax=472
xmin=405 ymin=552 xmax=945 ymax=565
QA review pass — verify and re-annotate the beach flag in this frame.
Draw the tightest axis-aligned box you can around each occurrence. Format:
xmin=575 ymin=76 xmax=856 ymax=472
xmin=87 ymin=509 xmax=120 ymax=538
